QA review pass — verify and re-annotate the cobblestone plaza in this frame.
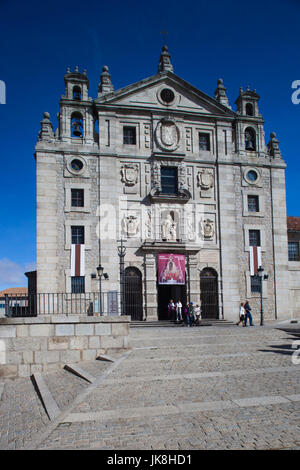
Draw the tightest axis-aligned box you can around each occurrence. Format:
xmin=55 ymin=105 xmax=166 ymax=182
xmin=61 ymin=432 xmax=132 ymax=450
xmin=0 ymin=323 xmax=299 ymax=451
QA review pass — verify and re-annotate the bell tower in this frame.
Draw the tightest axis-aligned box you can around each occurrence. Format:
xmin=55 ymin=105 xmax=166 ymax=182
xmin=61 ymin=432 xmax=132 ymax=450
xmin=58 ymin=66 xmax=94 ymax=144
xmin=234 ymin=86 xmax=267 ymax=156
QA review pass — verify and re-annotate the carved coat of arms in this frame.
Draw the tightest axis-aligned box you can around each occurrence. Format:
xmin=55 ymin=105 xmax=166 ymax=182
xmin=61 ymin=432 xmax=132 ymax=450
xmin=200 ymin=219 xmax=215 ymax=239
xmin=155 ymin=118 xmax=180 ymax=151
xmin=121 ymin=164 xmax=139 ymax=186
xmin=197 ymin=169 xmax=214 ymax=190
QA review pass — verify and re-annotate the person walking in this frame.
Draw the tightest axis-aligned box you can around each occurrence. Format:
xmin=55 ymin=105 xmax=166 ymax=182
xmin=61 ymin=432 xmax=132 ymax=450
xmin=237 ymin=302 xmax=245 ymax=326
xmin=175 ymin=299 xmax=183 ymax=323
xmin=244 ymin=300 xmax=253 ymax=326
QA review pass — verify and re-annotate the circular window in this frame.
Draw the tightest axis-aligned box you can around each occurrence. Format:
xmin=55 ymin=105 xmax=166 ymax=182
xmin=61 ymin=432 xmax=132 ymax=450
xmin=70 ymin=159 xmax=84 ymax=172
xmin=247 ymin=170 xmax=258 ymax=182
xmin=160 ymin=88 xmax=175 ymax=104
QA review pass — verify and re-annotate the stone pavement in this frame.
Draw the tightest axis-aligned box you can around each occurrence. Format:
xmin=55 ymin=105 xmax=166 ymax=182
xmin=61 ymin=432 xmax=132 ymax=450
xmin=0 ymin=324 xmax=300 ymax=450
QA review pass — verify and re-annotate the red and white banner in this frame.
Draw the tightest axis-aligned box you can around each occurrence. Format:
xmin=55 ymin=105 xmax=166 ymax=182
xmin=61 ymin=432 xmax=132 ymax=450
xmin=71 ymin=244 xmax=85 ymax=276
xmin=250 ymin=246 xmax=262 ymax=276
xmin=158 ymin=253 xmax=185 ymax=285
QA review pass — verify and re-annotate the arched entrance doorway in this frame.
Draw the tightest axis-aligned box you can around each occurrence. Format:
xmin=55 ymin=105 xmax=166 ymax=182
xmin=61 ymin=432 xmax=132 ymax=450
xmin=125 ymin=267 xmax=143 ymax=320
xmin=157 ymin=283 xmax=187 ymax=320
xmin=200 ymin=268 xmax=219 ymax=319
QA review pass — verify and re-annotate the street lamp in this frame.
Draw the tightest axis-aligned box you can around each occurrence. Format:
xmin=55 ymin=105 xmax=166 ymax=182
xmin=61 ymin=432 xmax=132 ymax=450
xmin=97 ymin=264 xmax=104 ymax=316
xmin=117 ymin=239 xmax=127 ymax=316
xmin=257 ymin=266 xmax=264 ymax=326
xmin=257 ymin=266 xmax=268 ymax=326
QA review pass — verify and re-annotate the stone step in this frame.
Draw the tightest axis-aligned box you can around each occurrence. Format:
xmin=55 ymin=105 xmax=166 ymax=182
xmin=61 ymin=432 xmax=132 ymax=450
xmin=130 ymin=319 xmax=235 ymax=328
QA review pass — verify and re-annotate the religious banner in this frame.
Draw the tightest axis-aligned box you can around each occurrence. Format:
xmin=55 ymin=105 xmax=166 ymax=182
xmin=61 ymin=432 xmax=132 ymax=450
xmin=158 ymin=253 xmax=185 ymax=285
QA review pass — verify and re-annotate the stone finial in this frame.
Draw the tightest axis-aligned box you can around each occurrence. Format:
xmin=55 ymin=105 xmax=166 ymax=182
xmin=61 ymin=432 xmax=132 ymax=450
xmin=98 ymin=65 xmax=114 ymax=96
xmin=267 ymin=132 xmax=282 ymax=158
xmin=214 ymin=78 xmax=231 ymax=108
xmin=158 ymin=45 xmax=174 ymax=74
xmin=38 ymin=112 xmax=54 ymax=141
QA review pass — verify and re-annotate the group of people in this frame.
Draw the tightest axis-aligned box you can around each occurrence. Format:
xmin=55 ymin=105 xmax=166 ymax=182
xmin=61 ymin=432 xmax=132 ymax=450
xmin=167 ymin=299 xmax=202 ymax=326
xmin=237 ymin=301 xmax=253 ymax=327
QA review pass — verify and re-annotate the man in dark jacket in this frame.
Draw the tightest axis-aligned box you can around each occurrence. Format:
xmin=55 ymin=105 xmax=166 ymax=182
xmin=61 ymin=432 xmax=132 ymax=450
xmin=244 ymin=300 xmax=253 ymax=326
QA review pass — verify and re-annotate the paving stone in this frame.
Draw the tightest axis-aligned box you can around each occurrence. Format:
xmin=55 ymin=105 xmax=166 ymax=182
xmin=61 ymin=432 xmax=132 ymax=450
xmin=1 ymin=325 xmax=300 ymax=450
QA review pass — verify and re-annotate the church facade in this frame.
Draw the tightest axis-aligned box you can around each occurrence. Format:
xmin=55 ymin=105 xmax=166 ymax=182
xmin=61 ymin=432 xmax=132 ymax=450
xmin=35 ymin=46 xmax=290 ymax=322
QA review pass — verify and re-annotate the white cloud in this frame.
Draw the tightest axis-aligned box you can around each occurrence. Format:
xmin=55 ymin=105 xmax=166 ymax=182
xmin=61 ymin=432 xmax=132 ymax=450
xmin=0 ymin=258 xmax=36 ymax=291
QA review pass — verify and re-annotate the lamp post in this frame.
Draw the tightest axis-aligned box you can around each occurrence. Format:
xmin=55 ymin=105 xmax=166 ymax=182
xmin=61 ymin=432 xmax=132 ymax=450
xmin=117 ymin=239 xmax=127 ymax=316
xmin=257 ymin=266 xmax=264 ymax=326
xmin=96 ymin=264 xmax=104 ymax=316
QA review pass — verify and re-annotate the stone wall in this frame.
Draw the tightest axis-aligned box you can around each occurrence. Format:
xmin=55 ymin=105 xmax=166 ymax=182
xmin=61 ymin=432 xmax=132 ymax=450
xmin=289 ymin=264 xmax=300 ymax=318
xmin=0 ymin=315 xmax=130 ymax=378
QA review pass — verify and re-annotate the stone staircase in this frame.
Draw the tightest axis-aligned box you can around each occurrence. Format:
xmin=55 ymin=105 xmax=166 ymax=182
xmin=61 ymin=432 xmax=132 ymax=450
xmin=130 ymin=319 xmax=236 ymax=328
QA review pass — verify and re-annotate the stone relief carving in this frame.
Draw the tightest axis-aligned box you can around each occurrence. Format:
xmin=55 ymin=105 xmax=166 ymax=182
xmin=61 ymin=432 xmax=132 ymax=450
xmin=155 ymin=117 xmax=180 ymax=152
xmin=161 ymin=213 xmax=177 ymax=241
xmin=197 ymin=168 xmax=214 ymax=191
xmin=200 ymin=218 xmax=215 ymax=239
xmin=150 ymin=161 xmax=161 ymax=196
xmin=186 ymin=212 xmax=195 ymax=241
xmin=121 ymin=164 xmax=139 ymax=187
xmin=122 ymin=215 xmax=140 ymax=237
xmin=145 ymin=209 xmax=152 ymax=239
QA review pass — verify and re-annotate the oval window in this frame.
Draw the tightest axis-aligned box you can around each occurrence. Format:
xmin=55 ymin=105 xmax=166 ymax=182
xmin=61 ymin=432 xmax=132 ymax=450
xmin=70 ymin=159 xmax=84 ymax=172
xmin=160 ymin=88 xmax=175 ymax=104
xmin=247 ymin=170 xmax=258 ymax=182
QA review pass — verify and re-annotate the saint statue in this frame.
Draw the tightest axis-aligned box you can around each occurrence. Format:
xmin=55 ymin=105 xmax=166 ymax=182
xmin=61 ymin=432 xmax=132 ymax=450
xmin=161 ymin=214 xmax=177 ymax=241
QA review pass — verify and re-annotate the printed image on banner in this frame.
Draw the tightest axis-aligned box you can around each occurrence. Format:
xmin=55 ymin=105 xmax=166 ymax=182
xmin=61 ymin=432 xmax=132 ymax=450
xmin=158 ymin=253 xmax=185 ymax=285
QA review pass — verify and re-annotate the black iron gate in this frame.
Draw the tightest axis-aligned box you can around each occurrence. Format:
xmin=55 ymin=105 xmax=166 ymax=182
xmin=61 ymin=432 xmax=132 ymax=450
xmin=125 ymin=267 xmax=143 ymax=320
xmin=200 ymin=268 xmax=219 ymax=319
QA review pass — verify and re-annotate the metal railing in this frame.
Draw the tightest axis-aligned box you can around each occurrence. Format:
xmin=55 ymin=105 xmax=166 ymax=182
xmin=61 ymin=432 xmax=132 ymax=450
xmin=1 ymin=291 xmax=121 ymax=317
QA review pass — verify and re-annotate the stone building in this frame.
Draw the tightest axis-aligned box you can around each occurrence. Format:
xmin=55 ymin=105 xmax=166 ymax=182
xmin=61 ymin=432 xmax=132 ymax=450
xmin=35 ymin=46 xmax=291 ymax=322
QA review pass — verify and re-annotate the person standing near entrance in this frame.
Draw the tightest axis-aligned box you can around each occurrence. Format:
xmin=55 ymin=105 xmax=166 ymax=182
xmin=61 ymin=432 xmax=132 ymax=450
xmin=175 ymin=299 xmax=182 ymax=322
xmin=188 ymin=302 xmax=195 ymax=327
xmin=168 ymin=299 xmax=175 ymax=321
xmin=194 ymin=304 xmax=201 ymax=325
xmin=183 ymin=303 xmax=190 ymax=326
xmin=244 ymin=300 xmax=253 ymax=326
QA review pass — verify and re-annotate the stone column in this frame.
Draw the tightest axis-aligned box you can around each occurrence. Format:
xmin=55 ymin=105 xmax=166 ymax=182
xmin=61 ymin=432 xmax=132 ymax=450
xmin=144 ymin=253 xmax=158 ymax=320
xmin=187 ymin=254 xmax=200 ymax=305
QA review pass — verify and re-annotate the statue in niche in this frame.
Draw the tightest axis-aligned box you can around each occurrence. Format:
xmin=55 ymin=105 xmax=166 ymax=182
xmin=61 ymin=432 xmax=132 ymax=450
xmin=200 ymin=219 xmax=215 ymax=239
xmin=161 ymin=213 xmax=177 ymax=241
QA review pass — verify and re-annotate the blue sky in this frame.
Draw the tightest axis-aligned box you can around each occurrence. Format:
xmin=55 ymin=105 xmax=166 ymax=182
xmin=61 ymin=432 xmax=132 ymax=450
xmin=0 ymin=0 xmax=299 ymax=290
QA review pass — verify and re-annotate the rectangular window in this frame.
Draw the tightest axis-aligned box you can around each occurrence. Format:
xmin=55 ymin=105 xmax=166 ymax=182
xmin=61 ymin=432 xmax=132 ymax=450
xmin=71 ymin=276 xmax=85 ymax=293
xmin=71 ymin=189 xmax=84 ymax=207
xmin=161 ymin=167 xmax=178 ymax=195
xmin=251 ymin=275 xmax=261 ymax=293
xmin=71 ymin=226 xmax=84 ymax=245
xmin=249 ymin=229 xmax=261 ymax=247
xmin=199 ymin=133 xmax=210 ymax=151
xmin=123 ymin=126 xmax=136 ymax=145
xmin=248 ymin=195 xmax=259 ymax=213
xmin=288 ymin=242 xmax=300 ymax=261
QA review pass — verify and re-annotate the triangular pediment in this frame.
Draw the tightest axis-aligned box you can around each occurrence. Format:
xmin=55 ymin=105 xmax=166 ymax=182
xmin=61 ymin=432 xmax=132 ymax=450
xmin=94 ymin=72 xmax=235 ymax=118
